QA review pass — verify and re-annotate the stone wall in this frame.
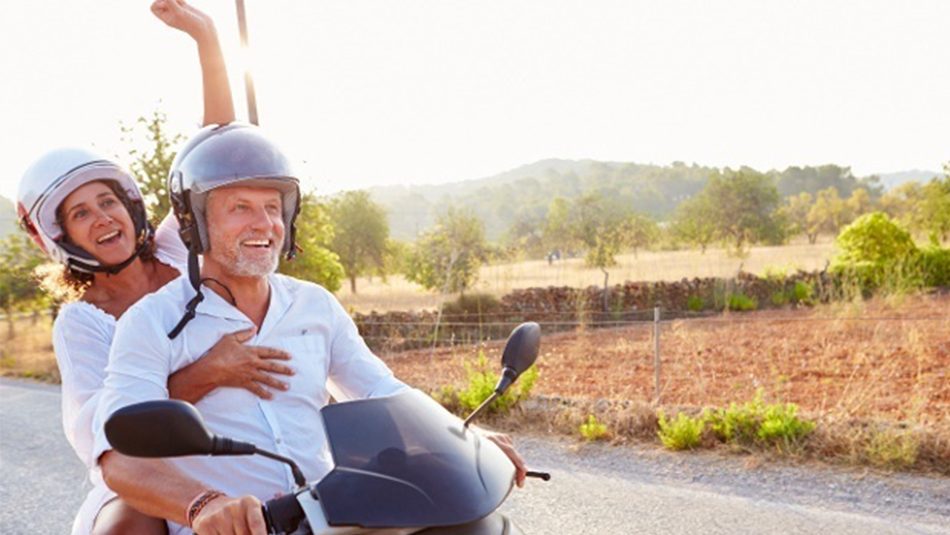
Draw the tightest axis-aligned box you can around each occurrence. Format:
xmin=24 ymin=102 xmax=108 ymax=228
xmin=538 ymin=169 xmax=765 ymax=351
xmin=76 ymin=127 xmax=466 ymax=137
xmin=354 ymin=270 xmax=834 ymax=353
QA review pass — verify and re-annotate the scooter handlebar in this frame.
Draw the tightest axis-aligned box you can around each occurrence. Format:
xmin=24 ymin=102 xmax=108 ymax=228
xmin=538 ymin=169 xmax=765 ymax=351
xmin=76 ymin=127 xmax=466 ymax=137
xmin=262 ymin=492 xmax=306 ymax=535
xmin=526 ymin=470 xmax=551 ymax=481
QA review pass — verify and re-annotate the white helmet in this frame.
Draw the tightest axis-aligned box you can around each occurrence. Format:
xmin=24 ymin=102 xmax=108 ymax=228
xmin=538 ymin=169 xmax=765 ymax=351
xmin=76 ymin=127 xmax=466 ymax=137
xmin=17 ymin=147 xmax=153 ymax=274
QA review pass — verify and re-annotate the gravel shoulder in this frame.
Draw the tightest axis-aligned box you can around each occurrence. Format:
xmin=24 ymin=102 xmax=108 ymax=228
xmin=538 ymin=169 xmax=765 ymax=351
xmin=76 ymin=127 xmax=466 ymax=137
xmin=510 ymin=432 xmax=950 ymax=532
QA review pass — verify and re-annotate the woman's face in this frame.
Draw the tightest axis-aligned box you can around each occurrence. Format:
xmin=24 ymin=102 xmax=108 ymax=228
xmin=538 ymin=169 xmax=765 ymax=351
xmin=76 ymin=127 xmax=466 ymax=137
xmin=59 ymin=181 xmax=136 ymax=265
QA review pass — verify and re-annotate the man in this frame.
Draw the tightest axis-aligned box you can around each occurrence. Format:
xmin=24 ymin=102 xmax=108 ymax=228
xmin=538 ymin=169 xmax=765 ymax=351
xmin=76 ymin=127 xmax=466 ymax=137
xmin=93 ymin=123 xmax=525 ymax=535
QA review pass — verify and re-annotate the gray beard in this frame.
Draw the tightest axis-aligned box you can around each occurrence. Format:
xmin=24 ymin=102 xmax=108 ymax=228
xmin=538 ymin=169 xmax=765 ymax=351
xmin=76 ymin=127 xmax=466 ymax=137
xmin=207 ymin=231 xmax=281 ymax=278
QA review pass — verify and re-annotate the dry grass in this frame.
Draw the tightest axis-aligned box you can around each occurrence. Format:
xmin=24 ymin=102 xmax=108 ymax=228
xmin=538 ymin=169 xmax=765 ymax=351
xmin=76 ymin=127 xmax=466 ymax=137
xmin=338 ymin=239 xmax=837 ymax=312
xmin=0 ymin=313 xmax=59 ymax=382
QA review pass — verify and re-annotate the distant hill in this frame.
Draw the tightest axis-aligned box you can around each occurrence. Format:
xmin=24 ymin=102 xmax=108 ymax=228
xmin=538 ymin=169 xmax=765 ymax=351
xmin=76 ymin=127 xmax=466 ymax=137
xmin=875 ymin=169 xmax=941 ymax=191
xmin=366 ymin=159 xmax=885 ymax=242
xmin=368 ymin=159 xmax=717 ymax=241
xmin=0 ymin=196 xmax=17 ymax=239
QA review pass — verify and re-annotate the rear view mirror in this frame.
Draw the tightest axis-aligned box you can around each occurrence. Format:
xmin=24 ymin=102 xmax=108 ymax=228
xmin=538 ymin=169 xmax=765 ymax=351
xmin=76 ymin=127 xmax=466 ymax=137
xmin=105 ymin=400 xmax=214 ymax=458
xmin=463 ymin=322 xmax=542 ymax=428
xmin=497 ymin=322 xmax=541 ymax=395
xmin=501 ymin=322 xmax=541 ymax=377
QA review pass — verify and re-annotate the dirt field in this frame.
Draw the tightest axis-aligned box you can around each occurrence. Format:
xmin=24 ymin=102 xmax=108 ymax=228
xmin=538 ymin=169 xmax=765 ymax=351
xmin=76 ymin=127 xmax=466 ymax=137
xmin=339 ymin=240 xmax=837 ymax=312
xmin=382 ymin=293 xmax=950 ymax=426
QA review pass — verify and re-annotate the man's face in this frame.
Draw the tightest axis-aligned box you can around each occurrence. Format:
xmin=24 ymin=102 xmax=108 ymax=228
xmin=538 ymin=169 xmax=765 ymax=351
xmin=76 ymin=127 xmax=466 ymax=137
xmin=204 ymin=186 xmax=285 ymax=278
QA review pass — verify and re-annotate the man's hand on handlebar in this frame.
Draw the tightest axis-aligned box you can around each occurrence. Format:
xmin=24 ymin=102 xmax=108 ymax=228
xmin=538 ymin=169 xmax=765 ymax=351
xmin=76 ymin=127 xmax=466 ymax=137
xmin=479 ymin=430 xmax=527 ymax=488
xmin=192 ymin=494 xmax=266 ymax=535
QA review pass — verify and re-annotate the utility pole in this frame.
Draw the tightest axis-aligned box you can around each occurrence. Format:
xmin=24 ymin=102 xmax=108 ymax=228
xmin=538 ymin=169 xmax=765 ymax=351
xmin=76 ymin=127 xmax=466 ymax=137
xmin=235 ymin=0 xmax=259 ymax=125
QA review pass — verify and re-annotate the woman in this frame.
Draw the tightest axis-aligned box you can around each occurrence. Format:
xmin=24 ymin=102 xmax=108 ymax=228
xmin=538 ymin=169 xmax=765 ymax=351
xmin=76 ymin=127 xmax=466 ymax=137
xmin=17 ymin=2 xmax=292 ymax=533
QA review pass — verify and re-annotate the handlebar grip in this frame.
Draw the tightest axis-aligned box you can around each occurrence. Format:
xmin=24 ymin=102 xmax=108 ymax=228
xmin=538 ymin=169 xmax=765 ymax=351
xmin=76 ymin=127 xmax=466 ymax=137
xmin=526 ymin=470 xmax=551 ymax=481
xmin=262 ymin=493 xmax=305 ymax=535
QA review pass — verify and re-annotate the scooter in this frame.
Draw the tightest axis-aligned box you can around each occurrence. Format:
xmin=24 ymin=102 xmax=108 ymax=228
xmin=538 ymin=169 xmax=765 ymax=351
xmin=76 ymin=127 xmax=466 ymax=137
xmin=105 ymin=322 xmax=550 ymax=534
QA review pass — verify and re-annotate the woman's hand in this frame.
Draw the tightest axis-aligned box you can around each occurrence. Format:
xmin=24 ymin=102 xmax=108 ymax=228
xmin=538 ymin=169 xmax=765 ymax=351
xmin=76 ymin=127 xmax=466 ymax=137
xmin=150 ymin=0 xmax=235 ymax=126
xmin=480 ymin=430 xmax=527 ymax=488
xmin=150 ymin=0 xmax=213 ymax=41
xmin=168 ymin=328 xmax=294 ymax=403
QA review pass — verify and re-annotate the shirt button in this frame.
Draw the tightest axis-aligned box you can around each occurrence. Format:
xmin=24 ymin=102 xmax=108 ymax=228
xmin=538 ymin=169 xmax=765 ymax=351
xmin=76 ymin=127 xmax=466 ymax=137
xmin=276 ymin=438 xmax=282 ymax=444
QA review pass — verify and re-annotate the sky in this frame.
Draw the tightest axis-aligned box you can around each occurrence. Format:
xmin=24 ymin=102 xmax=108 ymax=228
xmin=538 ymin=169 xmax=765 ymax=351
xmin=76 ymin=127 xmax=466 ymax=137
xmin=2 ymin=0 xmax=949 ymax=203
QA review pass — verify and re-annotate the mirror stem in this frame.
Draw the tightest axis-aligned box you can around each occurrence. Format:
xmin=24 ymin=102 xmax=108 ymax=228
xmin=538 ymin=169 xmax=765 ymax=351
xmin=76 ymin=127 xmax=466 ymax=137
xmin=463 ymin=392 xmax=499 ymax=428
xmin=254 ymin=447 xmax=307 ymax=487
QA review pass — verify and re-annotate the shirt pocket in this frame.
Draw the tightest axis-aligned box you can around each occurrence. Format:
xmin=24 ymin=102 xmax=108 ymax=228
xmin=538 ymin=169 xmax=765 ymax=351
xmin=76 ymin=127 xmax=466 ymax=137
xmin=279 ymin=335 xmax=329 ymax=404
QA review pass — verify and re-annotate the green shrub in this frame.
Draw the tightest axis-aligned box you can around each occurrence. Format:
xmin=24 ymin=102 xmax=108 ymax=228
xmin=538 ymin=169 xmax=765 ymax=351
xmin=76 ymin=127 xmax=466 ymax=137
xmin=791 ymin=281 xmax=815 ymax=304
xmin=831 ymin=212 xmax=920 ymax=292
xmin=726 ymin=292 xmax=757 ymax=311
xmin=916 ymin=246 xmax=950 ymax=287
xmin=686 ymin=295 xmax=705 ymax=312
xmin=757 ymin=403 xmax=815 ymax=448
xmin=456 ymin=351 xmax=538 ymax=414
xmin=705 ymin=394 xmax=764 ymax=444
xmin=579 ymin=414 xmax=609 ymax=441
xmin=770 ymin=291 xmax=789 ymax=306
xmin=834 ymin=212 xmax=918 ymax=266
xmin=657 ymin=411 xmax=704 ymax=450
xmin=705 ymin=390 xmax=814 ymax=449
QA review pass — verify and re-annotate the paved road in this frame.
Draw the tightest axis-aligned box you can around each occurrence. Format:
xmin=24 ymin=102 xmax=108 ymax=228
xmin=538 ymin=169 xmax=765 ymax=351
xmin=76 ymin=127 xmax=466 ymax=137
xmin=2 ymin=378 xmax=948 ymax=534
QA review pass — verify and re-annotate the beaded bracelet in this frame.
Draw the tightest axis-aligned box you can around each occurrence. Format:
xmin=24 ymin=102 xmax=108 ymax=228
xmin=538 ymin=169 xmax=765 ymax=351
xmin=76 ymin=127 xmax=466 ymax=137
xmin=187 ymin=489 xmax=225 ymax=528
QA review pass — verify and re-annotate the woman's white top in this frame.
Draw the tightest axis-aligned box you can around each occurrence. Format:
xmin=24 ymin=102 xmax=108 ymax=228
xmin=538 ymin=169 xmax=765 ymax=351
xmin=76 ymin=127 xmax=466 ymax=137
xmin=54 ymin=214 xmax=186 ymax=534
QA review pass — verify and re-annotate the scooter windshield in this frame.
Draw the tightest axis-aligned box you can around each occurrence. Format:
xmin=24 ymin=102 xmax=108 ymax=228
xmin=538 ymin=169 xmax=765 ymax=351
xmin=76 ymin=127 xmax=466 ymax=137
xmin=314 ymin=389 xmax=515 ymax=528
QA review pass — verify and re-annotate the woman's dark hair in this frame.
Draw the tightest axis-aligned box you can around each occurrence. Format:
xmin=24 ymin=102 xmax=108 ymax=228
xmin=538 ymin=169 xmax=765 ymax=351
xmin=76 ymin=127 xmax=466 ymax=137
xmin=37 ymin=180 xmax=156 ymax=301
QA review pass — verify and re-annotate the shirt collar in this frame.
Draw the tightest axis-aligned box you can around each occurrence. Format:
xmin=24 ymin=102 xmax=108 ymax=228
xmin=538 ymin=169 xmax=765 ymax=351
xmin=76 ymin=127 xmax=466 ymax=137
xmin=191 ymin=273 xmax=293 ymax=338
xmin=194 ymin=281 xmax=249 ymax=323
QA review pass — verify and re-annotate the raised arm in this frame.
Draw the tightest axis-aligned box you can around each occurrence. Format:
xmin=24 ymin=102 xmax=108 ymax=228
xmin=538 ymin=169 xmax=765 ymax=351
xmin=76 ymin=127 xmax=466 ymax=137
xmin=151 ymin=0 xmax=235 ymax=125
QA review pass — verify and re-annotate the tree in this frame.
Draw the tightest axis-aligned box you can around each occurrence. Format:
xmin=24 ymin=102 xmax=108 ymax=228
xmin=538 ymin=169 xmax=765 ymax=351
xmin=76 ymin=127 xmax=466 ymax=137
xmin=327 ymin=191 xmax=389 ymax=294
xmin=558 ymin=193 xmax=655 ymax=304
xmin=0 ymin=233 xmax=47 ymax=336
xmin=618 ymin=213 xmax=659 ymax=258
xmin=503 ymin=213 xmax=545 ymax=260
xmin=119 ymin=108 xmax=184 ymax=225
xmin=702 ymin=168 xmax=785 ymax=255
xmin=780 ymin=192 xmax=817 ymax=243
xmin=405 ymin=207 xmax=488 ymax=295
xmin=671 ymin=194 xmax=717 ymax=252
xmin=919 ymin=172 xmax=950 ymax=243
xmin=542 ymin=196 xmax=575 ymax=254
xmin=846 ymin=187 xmax=874 ymax=219
xmin=806 ymin=187 xmax=851 ymax=238
xmin=880 ymin=182 xmax=925 ymax=229
xmin=278 ymin=193 xmax=344 ymax=291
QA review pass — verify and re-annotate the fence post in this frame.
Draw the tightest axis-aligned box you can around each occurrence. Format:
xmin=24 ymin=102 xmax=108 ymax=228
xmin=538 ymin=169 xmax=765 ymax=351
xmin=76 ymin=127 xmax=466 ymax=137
xmin=653 ymin=306 xmax=661 ymax=404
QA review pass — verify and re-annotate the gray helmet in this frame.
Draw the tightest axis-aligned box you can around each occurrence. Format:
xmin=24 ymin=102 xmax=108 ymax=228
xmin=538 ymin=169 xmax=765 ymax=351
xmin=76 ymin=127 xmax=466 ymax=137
xmin=168 ymin=122 xmax=300 ymax=258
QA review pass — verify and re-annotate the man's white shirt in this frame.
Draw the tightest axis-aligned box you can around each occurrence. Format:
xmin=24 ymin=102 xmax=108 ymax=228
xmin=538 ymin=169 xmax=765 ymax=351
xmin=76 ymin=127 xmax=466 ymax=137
xmin=93 ymin=272 xmax=407 ymax=534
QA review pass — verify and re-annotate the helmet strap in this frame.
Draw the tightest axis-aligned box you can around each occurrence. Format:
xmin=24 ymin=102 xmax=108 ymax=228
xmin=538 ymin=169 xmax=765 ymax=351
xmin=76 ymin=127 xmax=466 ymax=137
xmin=66 ymin=225 xmax=154 ymax=275
xmin=167 ymin=249 xmax=204 ymax=339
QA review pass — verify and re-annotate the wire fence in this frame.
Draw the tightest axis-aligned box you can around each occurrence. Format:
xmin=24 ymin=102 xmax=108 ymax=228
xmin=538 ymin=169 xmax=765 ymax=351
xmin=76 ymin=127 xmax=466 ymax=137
xmin=358 ymin=304 xmax=950 ymax=408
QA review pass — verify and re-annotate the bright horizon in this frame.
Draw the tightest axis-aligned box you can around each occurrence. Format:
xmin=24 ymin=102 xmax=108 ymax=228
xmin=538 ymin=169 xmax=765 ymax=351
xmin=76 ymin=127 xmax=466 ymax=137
xmin=2 ymin=0 xmax=949 ymax=203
